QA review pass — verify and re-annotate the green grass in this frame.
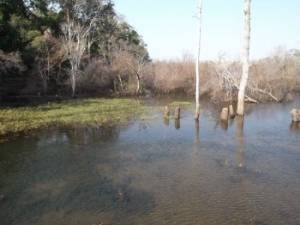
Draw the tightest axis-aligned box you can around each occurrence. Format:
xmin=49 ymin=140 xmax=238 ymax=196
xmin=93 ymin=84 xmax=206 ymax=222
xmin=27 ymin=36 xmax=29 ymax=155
xmin=168 ymin=101 xmax=192 ymax=107
xmin=0 ymin=98 xmax=149 ymax=142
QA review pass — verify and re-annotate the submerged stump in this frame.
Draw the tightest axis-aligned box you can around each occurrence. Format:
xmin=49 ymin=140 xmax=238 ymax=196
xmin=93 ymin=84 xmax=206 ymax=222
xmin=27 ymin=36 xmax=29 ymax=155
xmin=221 ymin=107 xmax=229 ymax=121
xmin=164 ymin=106 xmax=170 ymax=117
xmin=174 ymin=107 xmax=180 ymax=119
xmin=229 ymin=104 xmax=235 ymax=118
xmin=291 ymin=109 xmax=300 ymax=122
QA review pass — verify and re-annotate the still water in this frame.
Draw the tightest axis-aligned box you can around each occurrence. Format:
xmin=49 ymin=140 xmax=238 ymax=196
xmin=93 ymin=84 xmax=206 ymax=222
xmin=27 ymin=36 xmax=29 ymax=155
xmin=0 ymin=97 xmax=300 ymax=225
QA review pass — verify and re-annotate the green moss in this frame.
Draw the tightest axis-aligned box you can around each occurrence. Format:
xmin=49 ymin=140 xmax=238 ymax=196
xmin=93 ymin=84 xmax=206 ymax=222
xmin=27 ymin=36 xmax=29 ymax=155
xmin=0 ymin=98 xmax=150 ymax=142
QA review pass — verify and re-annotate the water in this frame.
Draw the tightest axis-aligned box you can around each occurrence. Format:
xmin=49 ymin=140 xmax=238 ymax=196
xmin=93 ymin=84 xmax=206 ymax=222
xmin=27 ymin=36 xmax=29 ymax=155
xmin=0 ymin=97 xmax=300 ymax=225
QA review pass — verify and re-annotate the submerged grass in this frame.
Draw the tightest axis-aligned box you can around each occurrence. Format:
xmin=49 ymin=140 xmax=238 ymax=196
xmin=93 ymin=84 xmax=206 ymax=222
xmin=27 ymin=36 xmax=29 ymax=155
xmin=0 ymin=98 xmax=149 ymax=142
xmin=168 ymin=101 xmax=192 ymax=107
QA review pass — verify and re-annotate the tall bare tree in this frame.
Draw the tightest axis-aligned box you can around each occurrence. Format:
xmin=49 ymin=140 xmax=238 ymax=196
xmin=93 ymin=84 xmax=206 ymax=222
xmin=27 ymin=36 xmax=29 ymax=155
xmin=237 ymin=0 xmax=251 ymax=115
xmin=195 ymin=0 xmax=203 ymax=119
xmin=61 ymin=0 xmax=102 ymax=97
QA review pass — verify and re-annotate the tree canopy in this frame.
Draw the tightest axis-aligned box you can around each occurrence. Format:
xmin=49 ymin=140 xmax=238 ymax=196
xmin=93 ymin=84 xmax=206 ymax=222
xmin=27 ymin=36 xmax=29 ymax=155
xmin=0 ymin=0 xmax=150 ymax=97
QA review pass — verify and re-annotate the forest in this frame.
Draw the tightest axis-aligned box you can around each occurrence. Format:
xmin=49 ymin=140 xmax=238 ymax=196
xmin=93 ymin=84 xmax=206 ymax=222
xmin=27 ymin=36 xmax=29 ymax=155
xmin=1 ymin=0 xmax=300 ymax=103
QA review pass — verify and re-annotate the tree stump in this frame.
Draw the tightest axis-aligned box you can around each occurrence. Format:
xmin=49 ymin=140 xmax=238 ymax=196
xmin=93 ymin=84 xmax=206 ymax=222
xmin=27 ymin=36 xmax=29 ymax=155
xmin=164 ymin=106 xmax=170 ymax=117
xmin=229 ymin=104 xmax=235 ymax=118
xmin=221 ymin=108 xmax=228 ymax=121
xmin=174 ymin=107 xmax=180 ymax=119
xmin=290 ymin=109 xmax=300 ymax=122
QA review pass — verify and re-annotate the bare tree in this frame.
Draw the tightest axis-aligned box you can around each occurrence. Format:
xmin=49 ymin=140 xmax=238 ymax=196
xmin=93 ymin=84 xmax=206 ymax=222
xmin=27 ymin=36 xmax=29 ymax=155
xmin=237 ymin=0 xmax=251 ymax=115
xmin=32 ymin=29 xmax=64 ymax=95
xmin=130 ymin=53 xmax=148 ymax=94
xmin=195 ymin=0 xmax=203 ymax=119
xmin=61 ymin=0 xmax=102 ymax=97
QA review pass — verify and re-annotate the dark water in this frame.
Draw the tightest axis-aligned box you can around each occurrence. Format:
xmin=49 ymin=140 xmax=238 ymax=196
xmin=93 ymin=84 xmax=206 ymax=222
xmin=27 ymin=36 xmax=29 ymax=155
xmin=0 ymin=97 xmax=300 ymax=225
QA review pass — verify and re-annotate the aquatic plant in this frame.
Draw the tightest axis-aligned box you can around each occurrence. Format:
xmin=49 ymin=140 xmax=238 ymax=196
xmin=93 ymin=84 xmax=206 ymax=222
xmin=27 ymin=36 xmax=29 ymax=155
xmin=0 ymin=98 xmax=149 ymax=142
xmin=168 ymin=101 xmax=192 ymax=107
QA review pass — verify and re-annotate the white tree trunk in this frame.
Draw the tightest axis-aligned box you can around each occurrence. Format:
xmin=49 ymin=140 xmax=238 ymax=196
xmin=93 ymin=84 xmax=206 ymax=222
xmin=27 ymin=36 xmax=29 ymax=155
xmin=195 ymin=0 xmax=203 ymax=119
xmin=61 ymin=1 xmax=101 ymax=98
xmin=237 ymin=0 xmax=251 ymax=115
xmin=136 ymin=72 xmax=140 ymax=94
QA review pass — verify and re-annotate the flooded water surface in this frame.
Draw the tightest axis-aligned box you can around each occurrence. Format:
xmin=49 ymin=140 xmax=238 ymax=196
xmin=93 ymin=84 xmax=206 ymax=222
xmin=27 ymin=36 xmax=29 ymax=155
xmin=0 ymin=97 xmax=300 ymax=225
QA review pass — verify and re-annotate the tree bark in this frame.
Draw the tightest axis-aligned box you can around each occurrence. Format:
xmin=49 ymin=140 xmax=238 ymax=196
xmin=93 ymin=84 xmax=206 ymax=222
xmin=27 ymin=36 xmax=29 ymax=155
xmin=237 ymin=0 xmax=251 ymax=115
xmin=195 ymin=0 xmax=203 ymax=119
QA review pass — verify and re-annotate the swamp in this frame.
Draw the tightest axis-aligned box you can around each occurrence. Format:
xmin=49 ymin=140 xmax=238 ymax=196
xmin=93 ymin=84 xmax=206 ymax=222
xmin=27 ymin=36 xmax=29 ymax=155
xmin=0 ymin=95 xmax=300 ymax=225
xmin=1 ymin=1 xmax=300 ymax=224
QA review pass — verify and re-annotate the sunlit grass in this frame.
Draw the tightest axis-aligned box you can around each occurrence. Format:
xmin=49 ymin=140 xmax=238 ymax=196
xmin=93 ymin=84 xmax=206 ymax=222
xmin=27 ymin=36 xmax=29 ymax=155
xmin=0 ymin=98 xmax=149 ymax=142
xmin=168 ymin=101 xmax=192 ymax=107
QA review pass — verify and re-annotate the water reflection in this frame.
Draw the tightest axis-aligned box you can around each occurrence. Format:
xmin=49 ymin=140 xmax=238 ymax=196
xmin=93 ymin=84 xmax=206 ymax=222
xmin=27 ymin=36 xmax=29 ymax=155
xmin=290 ymin=121 xmax=299 ymax=132
xmin=164 ymin=117 xmax=170 ymax=126
xmin=1 ymin=96 xmax=300 ymax=225
xmin=0 ymin=125 xmax=157 ymax=225
xmin=194 ymin=119 xmax=199 ymax=142
xmin=236 ymin=115 xmax=245 ymax=170
xmin=175 ymin=118 xmax=180 ymax=130
xmin=221 ymin=120 xmax=228 ymax=131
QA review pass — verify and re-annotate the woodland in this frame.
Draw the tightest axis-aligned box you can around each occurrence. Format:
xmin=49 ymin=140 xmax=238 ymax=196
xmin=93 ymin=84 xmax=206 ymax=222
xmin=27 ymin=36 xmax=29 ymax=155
xmin=1 ymin=0 xmax=300 ymax=103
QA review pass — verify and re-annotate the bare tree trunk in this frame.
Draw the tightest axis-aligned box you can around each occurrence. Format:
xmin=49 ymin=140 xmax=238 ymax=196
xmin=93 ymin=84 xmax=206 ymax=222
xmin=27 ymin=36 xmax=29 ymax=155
xmin=135 ymin=72 xmax=140 ymax=94
xmin=71 ymin=64 xmax=76 ymax=98
xmin=61 ymin=1 xmax=102 ymax=98
xmin=195 ymin=0 xmax=203 ymax=119
xmin=118 ymin=75 xmax=124 ymax=92
xmin=237 ymin=0 xmax=251 ymax=115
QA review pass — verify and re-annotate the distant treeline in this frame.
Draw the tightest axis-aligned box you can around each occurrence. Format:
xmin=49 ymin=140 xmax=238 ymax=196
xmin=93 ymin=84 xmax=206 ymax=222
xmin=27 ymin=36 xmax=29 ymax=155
xmin=1 ymin=1 xmax=300 ymax=103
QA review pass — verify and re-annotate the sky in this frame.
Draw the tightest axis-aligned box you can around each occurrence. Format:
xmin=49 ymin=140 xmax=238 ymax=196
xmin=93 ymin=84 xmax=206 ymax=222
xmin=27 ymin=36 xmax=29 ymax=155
xmin=114 ymin=0 xmax=300 ymax=61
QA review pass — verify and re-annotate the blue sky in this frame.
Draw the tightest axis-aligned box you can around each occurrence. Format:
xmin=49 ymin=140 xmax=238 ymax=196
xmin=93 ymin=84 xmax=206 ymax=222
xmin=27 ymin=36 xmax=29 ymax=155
xmin=114 ymin=0 xmax=300 ymax=61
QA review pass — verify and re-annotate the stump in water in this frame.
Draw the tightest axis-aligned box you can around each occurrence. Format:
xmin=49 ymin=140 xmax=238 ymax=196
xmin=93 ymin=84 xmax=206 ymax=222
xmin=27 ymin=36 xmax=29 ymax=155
xmin=221 ymin=108 xmax=228 ymax=121
xmin=164 ymin=106 xmax=170 ymax=117
xmin=229 ymin=105 xmax=235 ymax=118
xmin=174 ymin=107 xmax=180 ymax=119
xmin=291 ymin=109 xmax=300 ymax=122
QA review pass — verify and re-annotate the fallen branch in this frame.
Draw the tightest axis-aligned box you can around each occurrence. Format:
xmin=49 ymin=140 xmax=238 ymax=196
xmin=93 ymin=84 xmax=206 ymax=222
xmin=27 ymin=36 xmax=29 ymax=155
xmin=250 ymin=81 xmax=279 ymax=102
xmin=218 ymin=66 xmax=258 ymax=103
xmin=245 ymin=95 xmax=258 ymax=103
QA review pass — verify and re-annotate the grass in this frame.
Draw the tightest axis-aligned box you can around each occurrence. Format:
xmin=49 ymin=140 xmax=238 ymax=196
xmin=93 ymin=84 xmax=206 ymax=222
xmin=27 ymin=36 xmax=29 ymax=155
xmin=168 ymin=101 xmax=192 ymax=107
xmin=0 ymin=98 xmax=150 ymax=142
